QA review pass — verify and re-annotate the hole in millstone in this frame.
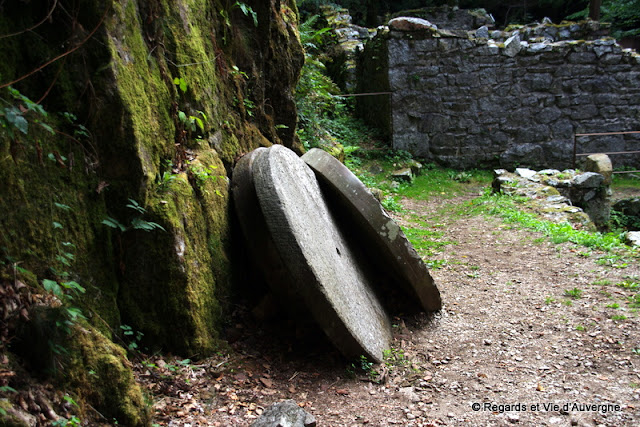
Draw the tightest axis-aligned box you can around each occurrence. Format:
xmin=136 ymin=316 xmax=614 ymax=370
xmin=336 ymin=247 xmax=341 ymax=255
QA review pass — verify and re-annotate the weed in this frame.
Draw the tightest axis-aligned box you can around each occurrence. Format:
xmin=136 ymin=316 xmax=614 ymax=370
xmin=120 ymin=325 xmax=144 ymax=352
xmin=627 ymin=294 xmax=640 ymax=308
xmin=425 ymin=259 xmax=447 ymax=269
xmin=606 ymin=303 xmax=620 ymax=309
xmin=611 ymin=314 xmax=627 ymax=321
xmin=575 ymin=324 xmax=585 ymax=331
xmin=616 ymin=279 xmax=639 ymax=290
xmin=544 ymin=296 xmax=556 ymax=304
xmin=561 ymin=300 xmax=573 ymax=306
xmin=381 ymin=196 xmax=404 ymax=213
xmin=564 ymin=288 xmax=583 ymax=299
xmin=469 ymin=192 xmax=632 ymax=252
xmin=593 ymin=279 xmax=612 ymax=286
xmin=102 ymin=199 xmax=166 ymax=233
xmin=347 ymin=355 xmax=378 ymax=382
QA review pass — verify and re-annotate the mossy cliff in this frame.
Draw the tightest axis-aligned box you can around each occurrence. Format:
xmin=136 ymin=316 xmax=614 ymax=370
xmin=0 ymin=0 xmax=303 ymax=424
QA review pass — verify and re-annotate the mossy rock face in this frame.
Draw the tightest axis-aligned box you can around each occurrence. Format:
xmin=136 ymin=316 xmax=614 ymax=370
xmin=119 ymin=150 xmax=232 ymax=355
xmin=10 ymin=306 xmax=149 ymax=426
xmin=65 ymin=323 xmax=150 ymax=426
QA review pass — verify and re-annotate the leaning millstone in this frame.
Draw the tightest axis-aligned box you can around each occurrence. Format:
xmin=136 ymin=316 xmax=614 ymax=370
xmin=253 ymin=145 xmax=392 ymax=362
xmin=232 ymin=149 xmax=310 ymax=321
xmin=251 ymin=400 xmax=316 ymax=427
xmin=302 ymin=148 xmax=441 ymax=312
xmin=388 ymin=17 xmax=437 ymax=32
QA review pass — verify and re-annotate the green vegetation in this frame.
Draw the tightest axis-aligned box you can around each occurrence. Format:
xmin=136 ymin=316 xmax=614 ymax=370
xmin=468 ymin=191 xmax=635 ymax=253
xmin=564 ymin=288 xmax=583 ymax=299
xmin=102 ymin=199 xmax=166 ymax=233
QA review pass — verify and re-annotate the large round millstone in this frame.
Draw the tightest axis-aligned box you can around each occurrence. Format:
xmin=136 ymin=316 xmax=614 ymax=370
xmin=252 ymin=145 xmax=392 ymax=362
xmin=302 ymin=148 xmax=442 ymax=312
xmin=231 ymin=148 xmax=310 ymax=321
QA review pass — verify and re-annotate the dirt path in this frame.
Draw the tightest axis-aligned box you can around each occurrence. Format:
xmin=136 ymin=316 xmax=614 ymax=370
xmin=142 ymin=191 xmax=640 ymax=427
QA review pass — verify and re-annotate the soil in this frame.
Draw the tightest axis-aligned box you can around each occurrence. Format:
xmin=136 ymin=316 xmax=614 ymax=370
xmin=139 ymin=188 xmax=640 ymax=427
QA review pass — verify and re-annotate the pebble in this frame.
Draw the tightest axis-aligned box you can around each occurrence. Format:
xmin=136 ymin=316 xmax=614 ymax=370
xmin=507 ymin=414 xmax=520 ymax=423
xmin=483 ymin=339 xmax=493 ymax=346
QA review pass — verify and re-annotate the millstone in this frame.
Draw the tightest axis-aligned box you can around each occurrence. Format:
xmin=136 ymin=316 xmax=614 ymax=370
xmin=252 ymin=145 xmax=391 ymax=362
xmin=231 ymin=148 xmax=309 ymax=320
xmin=302 ymin=148 xmax=442 ymax=312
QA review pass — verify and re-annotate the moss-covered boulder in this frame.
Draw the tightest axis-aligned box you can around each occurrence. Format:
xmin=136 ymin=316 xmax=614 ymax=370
xmin=1 ymin=0 xmax=304 ymax=422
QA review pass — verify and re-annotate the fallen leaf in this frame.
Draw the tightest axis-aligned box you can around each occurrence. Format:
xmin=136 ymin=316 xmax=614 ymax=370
xmin=336 ymin=389 xmax=349 ymax=396
xmin=536 ymin=383 xmax=545 ymax=392
xmin=260 ymin=377 xmax=273 ymax=388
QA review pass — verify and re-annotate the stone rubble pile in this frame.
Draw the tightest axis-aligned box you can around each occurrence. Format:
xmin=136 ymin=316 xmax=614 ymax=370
xmin=232 ymin=146 xmax=441 ymax=363
xmin=493 ymin=160 xmax=612 ymax=231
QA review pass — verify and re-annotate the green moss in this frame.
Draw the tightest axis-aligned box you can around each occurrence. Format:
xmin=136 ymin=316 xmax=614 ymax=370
xmin=107 ymin=1 xmax=175 ymax=195
xmin=118 ymin=148 xmax=231 ymax=355
xmin=65 ymin=322 xmax=150 ymax=426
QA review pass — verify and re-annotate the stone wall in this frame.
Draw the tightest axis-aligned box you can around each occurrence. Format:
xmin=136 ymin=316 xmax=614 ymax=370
xmin=359 ymin=20 xmax=640 ymax=170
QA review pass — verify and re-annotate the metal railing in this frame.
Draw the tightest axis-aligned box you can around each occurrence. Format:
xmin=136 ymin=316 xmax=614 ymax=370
xmin=572 ymin=130 xmax=640 ymax=173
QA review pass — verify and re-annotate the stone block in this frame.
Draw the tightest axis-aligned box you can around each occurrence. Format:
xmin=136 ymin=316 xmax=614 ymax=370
xmin=582 ymin=154 xmax=613 ymax=185
xmin=389 ymin=17 xmax=437 ymax=32
xmin=503 ymin=34 xmax=522 ymax=57
xmin=572 ymin=172 xmax=604 ymax=188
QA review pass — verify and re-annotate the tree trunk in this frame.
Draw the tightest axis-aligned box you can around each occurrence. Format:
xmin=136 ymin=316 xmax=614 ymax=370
xmin=589 ymin=0 xmax=602 ymax=21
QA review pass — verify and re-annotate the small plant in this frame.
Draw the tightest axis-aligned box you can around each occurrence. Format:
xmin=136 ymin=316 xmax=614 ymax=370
xmin=1 ymin=86 xmax=54 ymax=139
xmin=52 ymin=417 xmax=81 ymax=427
xmin=593 ymin=278 xmax=612 ymax=286
xmin=120 ymin=325 xmax=144 ymax=352
xmin=102 ymin=199 xmax=166 ymax=233
xmin=611 ymin=314 xmax=627 ymax=321
xmin=381 ymin=196 xmax=403 ymax=213
xmin=188 ymin=164 xmax=223 ymax=196
xmin=616 ymin=279 xmax=639 ymax=290
xmin=178 ymin=110 xmax=207 ymax=135
xmin=219 ymin=2 xmax=258 ymax=42
xmin=564 ymin=288 xmax=583 ymax=299
xmin=173 ymin=77 xmax=188 ymax=93
xmin=544 ymin=296 xmax=556 ymax=304
xmin=606 ymin=303 xmax=620 ymax=309
xmin=575 ymin=324 xmax=585 ymax=331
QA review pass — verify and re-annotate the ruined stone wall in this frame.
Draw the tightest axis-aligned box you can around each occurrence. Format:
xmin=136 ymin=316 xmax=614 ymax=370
xmin=360 ymin=22 xmax=640 ymax=170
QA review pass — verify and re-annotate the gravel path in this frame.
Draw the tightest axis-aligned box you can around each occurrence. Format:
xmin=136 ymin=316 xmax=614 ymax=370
xmin=143 ymin=191 xmax=640 ymax=426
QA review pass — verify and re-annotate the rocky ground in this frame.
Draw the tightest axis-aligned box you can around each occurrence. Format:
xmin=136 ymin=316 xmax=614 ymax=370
xmin=139 ymin=187 xmax=640 ymax=427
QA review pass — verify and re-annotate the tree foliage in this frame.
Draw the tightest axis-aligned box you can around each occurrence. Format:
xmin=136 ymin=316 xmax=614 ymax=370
xmin=297 ymin=0 xmax=639 ymax=37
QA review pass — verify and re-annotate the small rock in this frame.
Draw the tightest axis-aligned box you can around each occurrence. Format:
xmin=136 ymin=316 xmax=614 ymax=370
xmin=476 ymin=26 xmax=490 ymax=39
xmin=250 ymin=400 xmax=316 ymax=427
xmin=515 ymin=168 xmax=537 ymax=179
xmin=507 ymin=413 xmax=520 ymax=423
xmin=572 ymin=172 xmax=604 ymax=188
xmin=503 ymin=34 xmax=522 ymax=57
xmin=388 ymin=17 xmax=437 ymax=32
xmin=391 ymin=168 xmax=414 ymax=183
xmin=626 ymin=231 xmax=640 ymax=246
xmin=483 ymin=339 xmax=493 ymax=346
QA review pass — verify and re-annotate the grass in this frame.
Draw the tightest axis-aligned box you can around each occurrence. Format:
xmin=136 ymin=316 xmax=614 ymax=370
xmin=396 ymin=169 xmax=491 ymax=201
xmin=564 ymin=288 xmax=583 ymax=299
xmin=468 ymin=191 xmax=637 ymax=253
